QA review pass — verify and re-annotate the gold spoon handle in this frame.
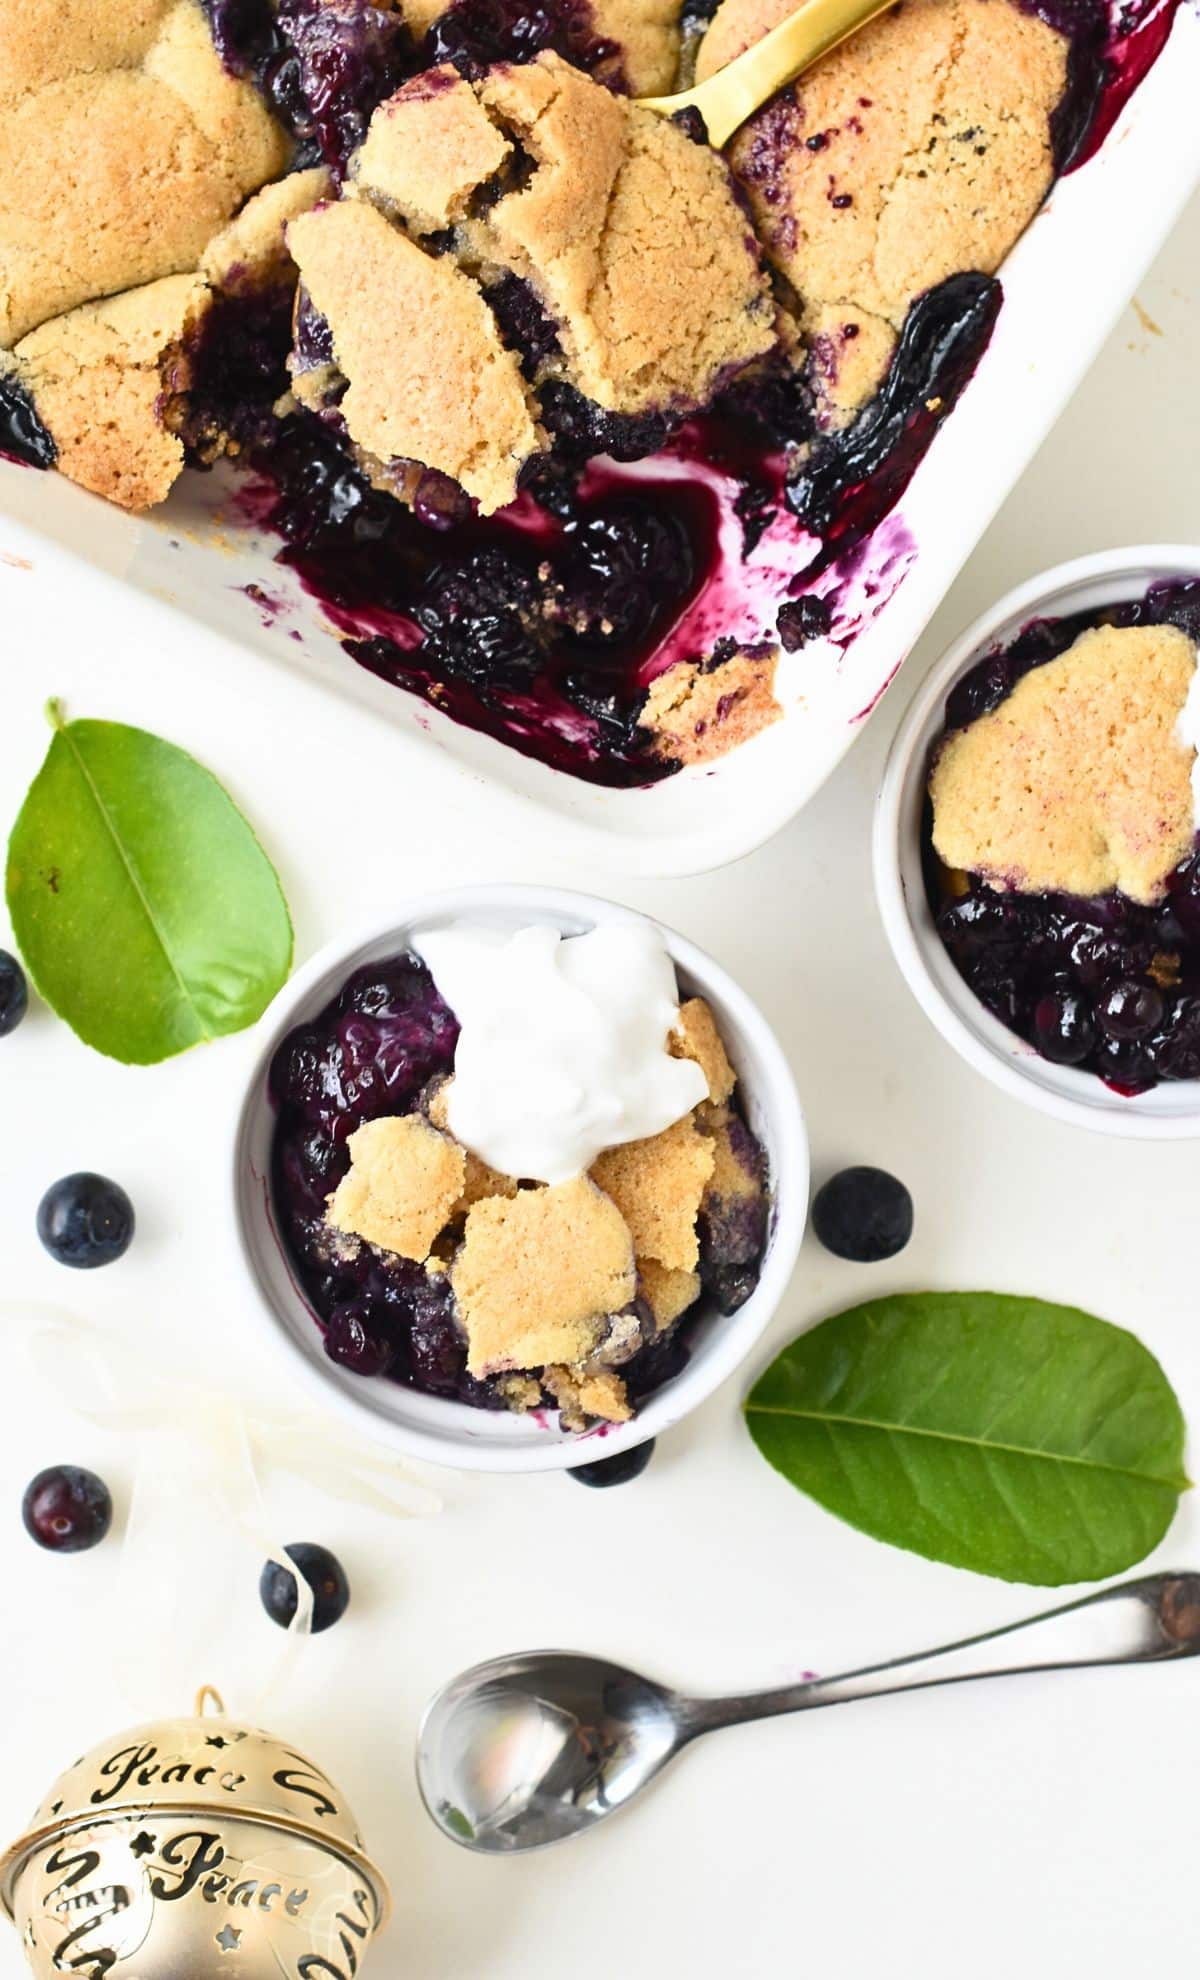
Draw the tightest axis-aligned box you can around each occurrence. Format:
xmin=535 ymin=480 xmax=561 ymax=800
xmin=640 ymin=0 xmax=898 ymax=149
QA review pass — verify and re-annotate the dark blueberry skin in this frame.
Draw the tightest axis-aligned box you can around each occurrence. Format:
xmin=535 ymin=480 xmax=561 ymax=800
xmin=929 ymin=581 xmax=1200 ymax=1094
xmin=323 ymin=1302 xmax=395 ymax=1376
xmin=570 ymin=1439 xmax=656 ymax=1488
xmin=812 ymin=1167 xmax=914 ymax=1263
xmin=37 ymin=1174 xmax=135 ymax=1269
xmin=22 ymin=1466 xmax=113 ymax=1553
xmin=0 ymin=950 xmax=29 ymax=1035
xmin=260 ymin=1542 xmax=351 ymax=1632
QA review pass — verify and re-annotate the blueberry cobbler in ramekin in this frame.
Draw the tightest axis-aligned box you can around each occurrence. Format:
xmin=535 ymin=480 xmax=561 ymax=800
xmin=0 ymin=0 xmax=1181 ymax=785
xmin=268 ymin=921 xmax=770 ymax=1427
xmin=925 ymin=581 xmax=1200 ymax=1095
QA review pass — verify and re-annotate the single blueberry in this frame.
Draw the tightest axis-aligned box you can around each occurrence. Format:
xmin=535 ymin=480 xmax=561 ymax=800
xmin=569 ymin=1439 xmax=656 ymax=1488
xmin=1096 ymin=979 xmax=1163 ymax=1043
xmin=37 ymin=1173 xmax=135 ymax=1268
xmin=812 ymin=1166 xmax=913 ymax=1262
xmin=259 ymin=1542 xmax=350 ymax=1632
xmin=323 ymin=1302 xmax=394 ymax=1376
xmin=1033 ymin=986 xmax=1096 ymax=1065
xmin=22 ymin=1465 xmax=112 ymax=1553
xmin=0 ymin=950 xmax=27 ymax=1035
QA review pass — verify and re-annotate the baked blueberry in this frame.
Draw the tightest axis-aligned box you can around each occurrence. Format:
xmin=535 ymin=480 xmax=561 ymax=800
xmin=569 ymin=1439 xmax=656 ymax=1488
xmin=0 ymin=950 xmax=28 ymax=1036
xmin=22 ymin=1465 xmax=113 ymax=1553
xmin=812 ymin=1167 xmax=913 ymax=1262
xmin=259 ymin=1542 xmax=351 ymax=1632
xmin=36 ymin=1173 xmax=135 ymax=1268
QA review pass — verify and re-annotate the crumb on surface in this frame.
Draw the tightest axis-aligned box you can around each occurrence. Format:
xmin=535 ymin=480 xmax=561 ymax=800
xmin=930 ymin=622 xmax=1200 ymax=905
xmin=591 ymin=1113 xmax=715 ymax=1272
xmin=670 ymin=996 xmax=737 ymax=1104
xmin=327 ymin=1112 xmax=467 ymax=1260
xmin=452 ymin=1175 xmax=636 ymax=1377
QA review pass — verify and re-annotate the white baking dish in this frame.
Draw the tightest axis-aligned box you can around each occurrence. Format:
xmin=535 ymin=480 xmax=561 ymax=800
xmin=3 ymin=9 xmax=1198 ymax=877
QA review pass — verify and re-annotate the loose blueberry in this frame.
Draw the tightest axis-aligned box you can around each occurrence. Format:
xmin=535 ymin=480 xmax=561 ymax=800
xmin=0 ymin=950 xmax=28 ymax=1035
xmin=37 ymin=1173 xmax=135 ymax=1268
xmin=259 ymin=1542 xmax=350 ymax=1632
xmin=812 ymin=1166 xmax=913 ymax=1262
xmin=570 ymin=1439 xmax=656 ymax=1488
xmin=22 ymin=1465 xmax=112 ymax=1553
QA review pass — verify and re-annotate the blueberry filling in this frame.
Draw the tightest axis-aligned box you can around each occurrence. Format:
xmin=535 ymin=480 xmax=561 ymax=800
xmin=422 ymin=0 xmax=625 ymax=89
xmin=269 ymin=948 xmax=767 ymax=1416
xmin=928 ymin=580 xmax=1200 ymax=1094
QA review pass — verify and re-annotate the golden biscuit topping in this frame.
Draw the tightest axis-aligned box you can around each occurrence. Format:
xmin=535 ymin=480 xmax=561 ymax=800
xmin=590 ymin=1114 xmax=716 ymax=1272
xmin=0 ymin=0 xmax=288 ymax=348
xmin=327 ymin=1114 xmax=467 ymax=1260
xmin=452 ymin=1176 xmax=637 ymax=1377
xmin=930 ymin=623 xmax=1200 ymax=905
xmin=670 ymin=997 xmax=737 ymax=1105
xmin=637 ymin=1257 xmax=702 ymax=1331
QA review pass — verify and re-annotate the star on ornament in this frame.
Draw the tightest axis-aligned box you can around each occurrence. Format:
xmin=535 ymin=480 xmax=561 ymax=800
xmin=205 ymin=1735 xmax=229 ymax=1748
xmin=130 ymin=1833 xmax=157 ymax=1859
xmin=49 ymin=1802 xmax=63 ymax=1816
xmin=215 ymin=1925 xmax=242 ymax=1954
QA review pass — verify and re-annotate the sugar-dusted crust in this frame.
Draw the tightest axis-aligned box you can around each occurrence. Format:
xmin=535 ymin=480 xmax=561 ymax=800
xmin=327 ymin=1113 xmax=467 ymax=1260
xmin=202 ymin=167 xmax=333 ymax=288
xmin=670 ymin=996 xmax=737 ymax=1105
xmin=542 ymin=1362 xmax=633 ymax=1428
xmin=0 ymin=0 xmax=288 ymax=349
xmin=10 ymin=273 xmax=212 ymax=510
xmin=471 ymin=53 xmax=777 ymax=413
xmin=286 ymin=197 xmax=544 ymax=514
xmin=453 ymin=1176 xmax=637 ymax=1377
xmin=425 ymin=1078 xmax=520 ymax=1211
xmin=639 ymin=647 xmax=781 ymax=766
xmin=591 ymin=1114 xmax=715 ymax=1272
xmin=930 ymin=623 xmax=1200 ymax=905
xmin=704 ymin=0 xmax=1067 ymax=421
xmin=638 ymin=1255 xmax=701 ymax=1331
xmin=353 ymin=67 xmax=512 ymax=235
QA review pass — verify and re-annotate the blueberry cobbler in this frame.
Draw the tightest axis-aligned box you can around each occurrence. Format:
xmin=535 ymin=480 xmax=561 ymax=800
xmin=268 ymin=921 xmax=770 ymax=1427
xmin=0 ymin=0 xmax=1180 ymax=783
xmin=926 ymin=581 xmax=1200 ymax=1095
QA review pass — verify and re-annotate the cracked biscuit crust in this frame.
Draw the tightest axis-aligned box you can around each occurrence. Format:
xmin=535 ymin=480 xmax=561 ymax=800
xmin=590 ymin=1113 xmax=715 ymax=1272
xmin=452 ymin=1176 xmax=637 ymax=1377
xmin=10 ymin=274 xmax=213 ymax=510
xmin=0 ymin=0 xmax=289 ymax=348
xmin=639 ymin=646 xmax=782 ymax=766
xmin=930 ymin=623 xmax=1200 ymax=906
xmin=703 ymin=0 xmax=1067 ymax=418
xmin=286 ymin=197 xmax=545 ymax=513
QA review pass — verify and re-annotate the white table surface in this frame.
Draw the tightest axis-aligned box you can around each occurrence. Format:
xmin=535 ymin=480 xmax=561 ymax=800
xmin=1 ymin=188 xmax=1198 ymax=1980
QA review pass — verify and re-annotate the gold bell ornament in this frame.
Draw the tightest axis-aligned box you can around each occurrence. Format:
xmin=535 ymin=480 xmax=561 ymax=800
xmin=0 ymin=1687 xmax=390 ymax=1979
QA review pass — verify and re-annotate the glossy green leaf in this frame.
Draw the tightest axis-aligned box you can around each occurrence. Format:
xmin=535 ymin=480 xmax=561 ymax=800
xmin=745 ymin=1292 xmax=1189 ymax=1585
xmin=6 ymin=703 xmax=292 ymax=1064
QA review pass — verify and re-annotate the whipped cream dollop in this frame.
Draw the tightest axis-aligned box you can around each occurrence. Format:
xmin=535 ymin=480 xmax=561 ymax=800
xmin=412 ymin=921 xmax=708 ymax=1185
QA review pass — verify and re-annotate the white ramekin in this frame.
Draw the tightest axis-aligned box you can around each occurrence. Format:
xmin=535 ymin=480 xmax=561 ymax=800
xmin=231 ymin=884 xmax=808 ymax=1470
xmin=873 ymin=545 xmax=1200 ymax=1139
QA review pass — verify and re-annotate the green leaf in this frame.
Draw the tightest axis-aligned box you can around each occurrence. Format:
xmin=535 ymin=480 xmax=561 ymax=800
xmin=744 ymin=1292 xmax=1189 ymax=1585
xmin=6 ymin=703 xmax=292 ymax=1064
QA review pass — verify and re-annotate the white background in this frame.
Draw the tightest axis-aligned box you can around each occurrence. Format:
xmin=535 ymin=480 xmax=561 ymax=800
xmin=1 ymin=189 xmax=1198 ymax=1980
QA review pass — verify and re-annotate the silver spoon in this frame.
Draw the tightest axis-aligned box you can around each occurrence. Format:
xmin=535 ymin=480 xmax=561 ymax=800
xmin=417 ymin=1571 xmax=1200 ymax=1853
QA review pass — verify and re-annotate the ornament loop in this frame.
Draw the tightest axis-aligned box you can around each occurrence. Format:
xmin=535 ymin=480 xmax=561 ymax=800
xmin=194 ymin=1684 xmax=227 ymax=1717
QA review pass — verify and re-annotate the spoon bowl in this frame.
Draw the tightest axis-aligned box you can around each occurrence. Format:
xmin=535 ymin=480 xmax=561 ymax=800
xmin=417 ymin=1573 xmax=1200 ymax=1854
xmin=416 ymin=1652 xmax=683 ymax=1853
